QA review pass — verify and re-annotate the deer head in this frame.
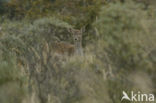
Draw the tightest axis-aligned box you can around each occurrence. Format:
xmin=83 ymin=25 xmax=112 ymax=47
xmin=68 ymin=27 xmax=85 ymax=56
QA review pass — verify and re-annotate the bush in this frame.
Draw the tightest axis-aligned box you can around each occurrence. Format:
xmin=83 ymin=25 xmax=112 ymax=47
xmin=92 ymin=1 xmax=156 ymax=102
xmin=0 ymin=50 xmax=27 ymax=103
xmin=93 ymin=1 xmax=156 ymax=71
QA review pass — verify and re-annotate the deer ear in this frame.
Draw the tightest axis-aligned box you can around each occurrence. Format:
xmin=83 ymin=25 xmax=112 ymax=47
xmin=67 ymin=28 xmax=74 ymax=34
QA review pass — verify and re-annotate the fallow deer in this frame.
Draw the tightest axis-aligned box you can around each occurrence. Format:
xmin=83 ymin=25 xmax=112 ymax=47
xmin=50 ymin=28 xmax=84 ymax=56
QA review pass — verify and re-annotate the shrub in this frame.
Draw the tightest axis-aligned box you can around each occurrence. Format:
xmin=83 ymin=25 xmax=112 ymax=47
xmin=0 ymin=50 xmax=27 ymax=103
xmin=92 ymin=1 xmax=156 ymax=102
xmin=93 ymin=1 xmax=156 ymax=72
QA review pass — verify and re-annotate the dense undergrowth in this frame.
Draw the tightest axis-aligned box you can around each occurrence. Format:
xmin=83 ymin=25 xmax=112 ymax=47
xmin=0 ymin=0 xmax=156 ymax=103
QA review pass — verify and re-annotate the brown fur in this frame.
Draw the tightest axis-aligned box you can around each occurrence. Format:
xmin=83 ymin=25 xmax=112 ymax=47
xmin=51 ymin=42 xmax=75 ymax=56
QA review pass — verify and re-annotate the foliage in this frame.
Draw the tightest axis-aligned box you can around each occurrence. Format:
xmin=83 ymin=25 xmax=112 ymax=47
xmin=0 ymin=0 xmax=7 ymax=14
xmin=0 ymin=49 xmax=27 ymax=103
xmin=5 ymin=0 xmax=106 ymax=29
xmin=93 ymin=1 xmax=156 ymax=102
xmin=6 ymin=0 xmax=53 ymax=19
xmin=94 ymin=1 xmax=156 ymax=71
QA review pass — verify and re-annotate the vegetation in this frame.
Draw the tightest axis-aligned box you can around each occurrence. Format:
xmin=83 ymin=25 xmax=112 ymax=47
xmin=0 ymin=0 xmax=155 ymax=103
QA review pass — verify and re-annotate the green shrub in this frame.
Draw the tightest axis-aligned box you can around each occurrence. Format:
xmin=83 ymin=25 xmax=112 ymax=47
xmin=0 ymin=50 xmax=27 ymax=103
xmin=93 ymin=1 xmax=155 ymax=72
xmin=92 ymin=1 xmax=156 ymax=102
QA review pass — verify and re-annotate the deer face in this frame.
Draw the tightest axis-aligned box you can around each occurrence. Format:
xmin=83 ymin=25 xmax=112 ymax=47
xmin=73 ymin=30 xmax=82 ymax=42
xmin=68 ymin=27 xmax=85 ymax=56
xmin=68 ymin=28 xmax=83 ymax=42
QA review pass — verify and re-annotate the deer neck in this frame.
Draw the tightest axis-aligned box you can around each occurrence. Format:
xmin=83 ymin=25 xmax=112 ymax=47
xmin=74 ymin=41 xmax=83 ymax=55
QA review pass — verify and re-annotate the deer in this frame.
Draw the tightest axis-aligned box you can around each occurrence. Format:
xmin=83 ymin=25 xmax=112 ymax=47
xmin=49 ymin=28 xmax=84 ymax=56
